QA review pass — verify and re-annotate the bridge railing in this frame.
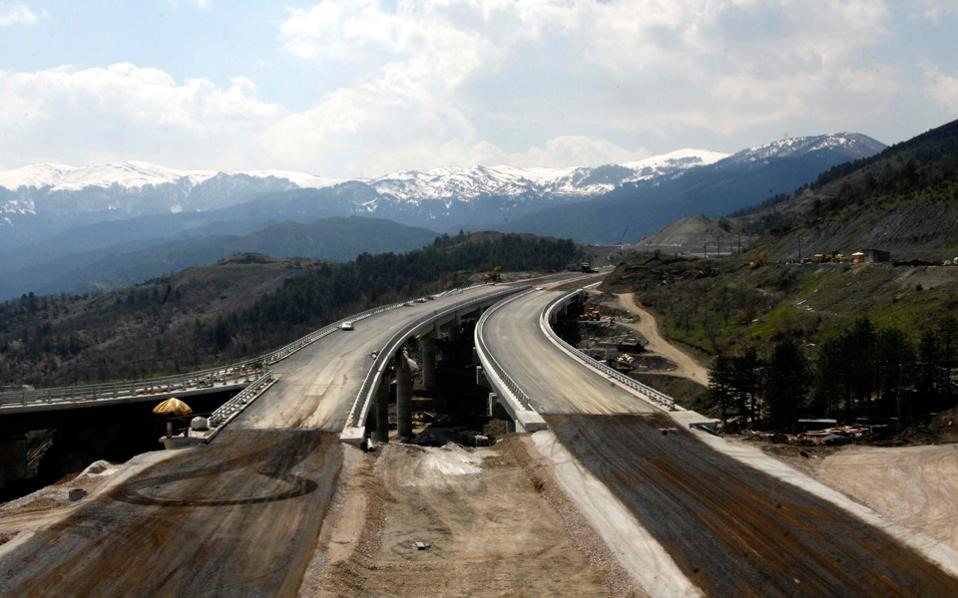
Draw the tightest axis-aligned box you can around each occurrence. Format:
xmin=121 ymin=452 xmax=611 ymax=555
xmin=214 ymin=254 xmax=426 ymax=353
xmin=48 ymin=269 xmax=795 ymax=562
xmin=346 ymin=285 xmax=528 ymax=431
xmin=473 ymin=289 xmax=539 ymax=412
xmin=0 ymin=284 xmax=488 ymax=410
xmin=542 ymin=289 xmax=676 ymax=411
xmin=207 ymin=370 xmax=275 ymax=429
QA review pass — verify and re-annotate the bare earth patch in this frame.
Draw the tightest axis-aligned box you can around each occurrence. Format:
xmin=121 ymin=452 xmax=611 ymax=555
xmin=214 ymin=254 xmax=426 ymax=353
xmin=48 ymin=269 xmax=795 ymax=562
xmin=769 ymin=442 xmax=958 ymax=553
xmin=312 ymin=437 xmax=628 ymax=596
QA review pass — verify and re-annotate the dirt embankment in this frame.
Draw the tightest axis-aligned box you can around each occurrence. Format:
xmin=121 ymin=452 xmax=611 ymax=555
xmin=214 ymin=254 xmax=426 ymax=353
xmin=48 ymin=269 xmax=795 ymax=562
xmin=311 ymin=437 xmax=635 ymax=597
xmin=770 ymin=442 xmax=958 ymax=554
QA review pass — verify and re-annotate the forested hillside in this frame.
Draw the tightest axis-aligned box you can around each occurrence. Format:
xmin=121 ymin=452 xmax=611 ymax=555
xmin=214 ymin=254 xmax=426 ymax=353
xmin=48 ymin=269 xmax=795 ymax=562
xmin=0 ymin=233 xmax=579 ymax=387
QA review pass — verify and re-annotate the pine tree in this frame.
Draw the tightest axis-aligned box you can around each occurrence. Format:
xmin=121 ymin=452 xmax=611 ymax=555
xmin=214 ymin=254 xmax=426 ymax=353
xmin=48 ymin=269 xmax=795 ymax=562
xmin=765 ymin=337 xmax=809 ymax=430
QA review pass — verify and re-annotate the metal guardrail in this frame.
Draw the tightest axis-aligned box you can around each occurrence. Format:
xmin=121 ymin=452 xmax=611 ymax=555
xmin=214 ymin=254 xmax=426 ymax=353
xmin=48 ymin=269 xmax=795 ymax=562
xmin=207 ymin=370 xmax=275 ymax=428
xmin=346 ymin=285 xmax=528 ymax=430
xmin=0 ymin=284 xmax=489 ymax=411
xmin=542 ymin=289 xmax=677 ymax=411
xmin=474 ymin=289 xmax=539 ymax=412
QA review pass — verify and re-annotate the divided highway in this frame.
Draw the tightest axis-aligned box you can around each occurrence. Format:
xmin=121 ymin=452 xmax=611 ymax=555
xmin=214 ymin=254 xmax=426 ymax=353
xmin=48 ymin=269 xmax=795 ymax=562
xmin=479 ymin=287 xmax=958 ymax=595
xmin=0 ymin=284 xmax=512 ymax=595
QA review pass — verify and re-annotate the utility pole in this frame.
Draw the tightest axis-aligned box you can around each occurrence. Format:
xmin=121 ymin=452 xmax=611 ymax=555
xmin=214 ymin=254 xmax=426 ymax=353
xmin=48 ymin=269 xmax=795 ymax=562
xmin=703 ymin=243 xmax=708 ymax=259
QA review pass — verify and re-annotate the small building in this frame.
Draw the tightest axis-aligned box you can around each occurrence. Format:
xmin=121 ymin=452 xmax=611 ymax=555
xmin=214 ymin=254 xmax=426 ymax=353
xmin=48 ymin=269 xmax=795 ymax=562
xmin=861 ymin=248 xmax=891 ymax=263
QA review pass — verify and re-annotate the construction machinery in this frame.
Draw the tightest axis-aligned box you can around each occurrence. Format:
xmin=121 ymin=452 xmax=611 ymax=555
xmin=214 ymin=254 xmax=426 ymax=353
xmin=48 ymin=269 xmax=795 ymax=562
xmin=581 ymin=305 xmax=602 ymax=321
xmin=748 ymin=250 xmax=768 ymax=270
xmin=483 ymin=266 xmax=502 ymax=282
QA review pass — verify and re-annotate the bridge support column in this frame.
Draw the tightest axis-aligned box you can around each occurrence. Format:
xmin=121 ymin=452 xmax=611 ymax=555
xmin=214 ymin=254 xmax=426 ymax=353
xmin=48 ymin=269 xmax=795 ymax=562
xmin=419 ymin=335 xmax=437 ymax=390
xmin=395 ymin=353 xmax=413 ymax=438
xmin=0 ymin=435 xmax=27 ymax=488
xmin=374 ymin=382 xmax=389 ymax=443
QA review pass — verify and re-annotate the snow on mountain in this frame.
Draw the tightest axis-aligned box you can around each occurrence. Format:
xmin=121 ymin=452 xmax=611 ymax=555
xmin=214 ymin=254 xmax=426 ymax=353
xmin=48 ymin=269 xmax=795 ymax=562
xmin=241 ymin=170 xmax=342 ymax=189
xmin=367 ymin=149 xmax=727 ymax=203
xmin=731 ymin=133 xmax=885 ymax=163
xmin=0 ymin=161 xmax=347 ymax=192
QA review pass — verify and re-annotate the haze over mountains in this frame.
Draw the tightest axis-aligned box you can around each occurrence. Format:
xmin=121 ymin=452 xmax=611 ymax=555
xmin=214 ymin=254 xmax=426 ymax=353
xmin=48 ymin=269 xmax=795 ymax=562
xmin=0 ymin=132 xmax=884 ymax=299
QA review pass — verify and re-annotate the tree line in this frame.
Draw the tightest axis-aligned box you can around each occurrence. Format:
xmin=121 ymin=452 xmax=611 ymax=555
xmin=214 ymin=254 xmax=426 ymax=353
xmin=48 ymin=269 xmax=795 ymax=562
xmin=0 ymin=232 xmax=581 ymax=386
xmin=708 ymin=315 xmax=957 ymax=431
xmin=201 ymin=233 xmax=580 ymax=356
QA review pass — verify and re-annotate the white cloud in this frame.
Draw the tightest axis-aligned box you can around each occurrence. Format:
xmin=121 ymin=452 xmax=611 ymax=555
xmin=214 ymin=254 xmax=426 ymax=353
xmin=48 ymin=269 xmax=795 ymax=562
xmin=0 ymin=63 xmax=282 ymax=168
xmin=0 ymin=2 xmax=38 ymax=26
xmin=925 ymin=68 xmax=958 ymax=110
xmin=502 ymin=136 xmax=649 ymax=168
xmin=0 ymin=1 xmax=929 ymax=175
xmin=267 ymin=0 xmax=897 ymax=173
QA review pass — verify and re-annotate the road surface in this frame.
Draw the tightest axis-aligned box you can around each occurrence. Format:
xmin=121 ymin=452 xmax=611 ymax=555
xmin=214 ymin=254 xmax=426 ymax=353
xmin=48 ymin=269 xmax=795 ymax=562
xmin=0 ymin=285 xmax=510 ymax=595
xmin=481 ymin=289 xmax=655 ymax=415
xmin=481 ymin=288 xmax=958 ymax=595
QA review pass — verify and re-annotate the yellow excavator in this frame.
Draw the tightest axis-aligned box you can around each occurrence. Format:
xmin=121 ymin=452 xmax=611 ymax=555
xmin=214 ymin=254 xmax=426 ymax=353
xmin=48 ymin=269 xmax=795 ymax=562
xmin=484 ymin=266 xmax=502 ymax=282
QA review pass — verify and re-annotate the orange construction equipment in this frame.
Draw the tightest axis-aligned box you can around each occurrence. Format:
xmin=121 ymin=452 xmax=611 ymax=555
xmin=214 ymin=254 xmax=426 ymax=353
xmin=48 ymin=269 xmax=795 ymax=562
xmin=749 ymin=250 xmax=768 ymax=270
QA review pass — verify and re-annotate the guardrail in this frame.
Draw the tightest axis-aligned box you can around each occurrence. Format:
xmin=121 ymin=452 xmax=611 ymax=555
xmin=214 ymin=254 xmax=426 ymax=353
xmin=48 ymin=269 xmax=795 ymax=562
xmin=541 ymin=289 xmax=676 ymax=411
xmin=207 ymin=370 xmax=276 ymax=429
xmin=0 ymin=284 xmax=488 ymax=411
xmin=474 ymin=289 xmax=538 ymax=412
xmin=344 ymin=285 xmax=528 ymax=434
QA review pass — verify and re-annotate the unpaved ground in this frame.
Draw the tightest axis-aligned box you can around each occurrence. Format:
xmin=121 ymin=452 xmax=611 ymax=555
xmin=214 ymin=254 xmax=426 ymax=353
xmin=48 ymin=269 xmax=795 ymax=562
xmin=770 ymin=442 xmax=958 ymax=553
xmin=548 ymin=413 xmax=958 ymax=596
xmin=0 ymin=449 xmax=180 ymax=559
xmin=0 ymin=430 xmax=342 ymax=596
xmin=312 ymin=437 xmax=633 ymax=597
xmin=613 ymin=293 xmax=709 ymax=386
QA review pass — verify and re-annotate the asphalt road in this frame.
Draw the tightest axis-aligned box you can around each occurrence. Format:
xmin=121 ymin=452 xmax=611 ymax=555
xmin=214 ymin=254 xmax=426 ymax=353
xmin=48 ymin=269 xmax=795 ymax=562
xmin=481 ymin=288 xmax=958 ymax=594
xmin=0 ymin=284 xmax=510 ymax=595
xmin=481 ymin=288 xmax=655 ymax=415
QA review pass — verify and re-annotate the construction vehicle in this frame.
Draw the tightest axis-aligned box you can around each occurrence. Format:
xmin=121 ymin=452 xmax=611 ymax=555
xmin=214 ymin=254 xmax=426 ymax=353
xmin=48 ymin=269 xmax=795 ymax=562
xmin=581 ymin=305 xmax=602 ymax=321
xmin=483 ymin=266 xmax=502 ymax=282
xmin=580 ymin=262 xmax=596 ymax=273
xmin=748 ymin=250 xmax=768 ymax=270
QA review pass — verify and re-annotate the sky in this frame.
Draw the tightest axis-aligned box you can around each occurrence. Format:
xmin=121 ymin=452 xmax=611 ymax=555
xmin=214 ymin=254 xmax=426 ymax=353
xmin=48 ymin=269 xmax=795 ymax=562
xmin=0 ymin=0 xmax=956 ymax=177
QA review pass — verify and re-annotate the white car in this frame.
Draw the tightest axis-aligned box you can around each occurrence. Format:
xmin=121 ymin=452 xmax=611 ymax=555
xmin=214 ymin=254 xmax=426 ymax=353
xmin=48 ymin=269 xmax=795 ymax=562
xmin=340 ymin=321 xmax=354 ymax=331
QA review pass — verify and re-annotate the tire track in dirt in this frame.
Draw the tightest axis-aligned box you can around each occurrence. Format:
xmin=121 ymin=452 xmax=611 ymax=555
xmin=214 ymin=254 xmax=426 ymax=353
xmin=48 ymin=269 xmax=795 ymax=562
xmin=0 ymin=431 xmax=342 ymax=596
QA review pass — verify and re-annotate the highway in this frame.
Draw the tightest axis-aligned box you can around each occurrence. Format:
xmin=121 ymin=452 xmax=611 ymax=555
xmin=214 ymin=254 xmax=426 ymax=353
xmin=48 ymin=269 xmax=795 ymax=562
xmin=480 ymin=287 xmax=654 ymax=415
xmin=0 ymin=284 xmax=511 ymax=596
xmin=480 ymin=288 xmax=958 ymax=595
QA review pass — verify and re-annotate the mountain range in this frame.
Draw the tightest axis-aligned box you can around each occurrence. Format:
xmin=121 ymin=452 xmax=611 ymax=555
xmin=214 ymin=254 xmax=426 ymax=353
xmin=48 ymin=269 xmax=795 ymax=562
xmin=0 ymin=132 xmax=885 ymax=298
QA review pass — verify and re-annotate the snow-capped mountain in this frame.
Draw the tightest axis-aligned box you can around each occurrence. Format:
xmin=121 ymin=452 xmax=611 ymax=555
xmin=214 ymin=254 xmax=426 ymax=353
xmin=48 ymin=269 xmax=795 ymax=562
xmin=0 ymin=134 xmax=881 ymax=251
xmin=0 ymin=150 xmax=725 ymax=244
xmin=367 ymin=149 xmax=726 ymax=204
xmin=727 ymin=133 xmax=885 ymax=164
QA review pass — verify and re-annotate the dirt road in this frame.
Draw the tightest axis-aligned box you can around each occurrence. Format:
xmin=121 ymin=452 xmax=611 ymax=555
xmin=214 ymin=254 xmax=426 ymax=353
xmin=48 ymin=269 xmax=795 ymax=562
xmin=614 ymin=292 xmax=709 ymax=386
xmin=0 ymin=430 xmax=342 ymax=595
xmin=547 ymin=413 xmax=958 ymax=596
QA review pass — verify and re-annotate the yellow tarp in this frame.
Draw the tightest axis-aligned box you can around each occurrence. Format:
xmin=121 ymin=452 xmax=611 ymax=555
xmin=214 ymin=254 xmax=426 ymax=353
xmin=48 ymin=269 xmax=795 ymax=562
xmin=152 ymin=397 xmax=193 ymax=416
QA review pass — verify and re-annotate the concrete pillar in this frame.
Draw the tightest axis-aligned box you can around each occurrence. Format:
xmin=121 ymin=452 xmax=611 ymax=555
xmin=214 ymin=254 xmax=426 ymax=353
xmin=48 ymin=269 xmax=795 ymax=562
xmin=419 ymin=335 xmax=437 ymax=389
xmin=0 ymin=435 xmax=27 ymax=488
xmin=374 ymin=381 xmax=389 ymax=443
xmin=395 ymin=353 xmax=413 ymax=437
